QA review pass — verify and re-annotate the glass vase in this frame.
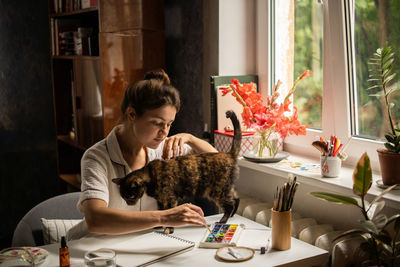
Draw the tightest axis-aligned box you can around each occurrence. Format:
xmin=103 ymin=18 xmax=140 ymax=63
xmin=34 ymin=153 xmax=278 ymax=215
xmin=252 ymin=130 xmax=280 ymax=158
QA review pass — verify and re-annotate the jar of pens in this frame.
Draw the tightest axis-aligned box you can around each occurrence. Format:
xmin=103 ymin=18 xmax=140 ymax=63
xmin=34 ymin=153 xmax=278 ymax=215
xmin=312 ymin=135 xmax=349 ymax=178
xmin=271 ymin=175 xmax=299 ymax=251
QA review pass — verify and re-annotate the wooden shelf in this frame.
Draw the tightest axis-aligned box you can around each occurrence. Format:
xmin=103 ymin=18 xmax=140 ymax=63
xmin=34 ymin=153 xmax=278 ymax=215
xmin=49 ymin=0 xmax=165 ymax=194
xmin=57 ymin=135 xmax=86 ymax=150
xmin=60 ymin=173 xmax=81 ymax=190
xmin=52 ymin=55 xmax=100 ymax=60
xmin=50 ymin=7 xmax=98 ymax=18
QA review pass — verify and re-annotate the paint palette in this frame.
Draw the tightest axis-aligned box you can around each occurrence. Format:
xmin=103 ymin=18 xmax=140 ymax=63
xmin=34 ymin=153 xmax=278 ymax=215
xmin=199 ymin=223 xmax=244 ymax=248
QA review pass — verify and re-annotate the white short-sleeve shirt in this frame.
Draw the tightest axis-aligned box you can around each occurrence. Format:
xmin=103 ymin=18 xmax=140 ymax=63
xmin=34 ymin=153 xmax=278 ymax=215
xmin=67 ymin=125 xmax=192 ymax=240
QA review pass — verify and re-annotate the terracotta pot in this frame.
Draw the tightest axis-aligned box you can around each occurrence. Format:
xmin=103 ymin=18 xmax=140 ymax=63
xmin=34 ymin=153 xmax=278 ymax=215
xmin=377 ymin=147 xmax=400 ymax=185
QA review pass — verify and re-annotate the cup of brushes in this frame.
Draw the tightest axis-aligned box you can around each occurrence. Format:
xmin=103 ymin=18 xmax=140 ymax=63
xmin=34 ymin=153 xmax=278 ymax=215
xmin=271 ymin=175 xmax=299 ymax=251
xmin=312 ymin=135 xmax=348 ymax=178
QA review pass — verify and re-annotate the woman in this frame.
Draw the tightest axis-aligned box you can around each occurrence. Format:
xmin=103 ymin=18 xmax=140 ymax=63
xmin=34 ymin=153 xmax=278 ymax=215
xmin=68 ymin=69 xmax=217 ymax=239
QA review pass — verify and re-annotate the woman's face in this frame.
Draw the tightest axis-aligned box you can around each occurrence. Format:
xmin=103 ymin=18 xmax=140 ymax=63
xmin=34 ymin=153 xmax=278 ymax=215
xmin=132 ymin=105 xmax=177 ymax=149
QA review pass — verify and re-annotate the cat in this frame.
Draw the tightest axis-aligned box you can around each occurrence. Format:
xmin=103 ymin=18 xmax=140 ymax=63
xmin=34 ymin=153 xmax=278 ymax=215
xmin=112 ymin=110 xmax=241 ymax=226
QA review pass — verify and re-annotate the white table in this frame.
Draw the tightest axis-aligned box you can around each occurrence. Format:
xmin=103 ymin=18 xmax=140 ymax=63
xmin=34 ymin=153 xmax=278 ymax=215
xmin=40 ymin=214 xmax=328 ymax=267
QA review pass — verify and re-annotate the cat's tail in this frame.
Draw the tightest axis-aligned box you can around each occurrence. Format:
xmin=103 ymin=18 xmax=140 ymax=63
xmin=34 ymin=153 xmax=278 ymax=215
xmin=226 ymin=110 xmax=242 ymax=157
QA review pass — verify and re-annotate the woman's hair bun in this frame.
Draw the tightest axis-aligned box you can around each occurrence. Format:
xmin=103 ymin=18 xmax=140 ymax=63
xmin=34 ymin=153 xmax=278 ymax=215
xmin=144 ymin=69 xmax=171 ymax=85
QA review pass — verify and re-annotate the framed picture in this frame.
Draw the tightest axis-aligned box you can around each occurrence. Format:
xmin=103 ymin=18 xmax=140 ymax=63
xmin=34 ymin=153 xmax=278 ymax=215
xmin=210 ymin=74 xmax=258 ymax=144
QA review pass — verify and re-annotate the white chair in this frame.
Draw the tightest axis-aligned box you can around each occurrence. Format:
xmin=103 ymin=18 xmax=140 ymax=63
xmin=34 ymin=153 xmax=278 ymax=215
xmin=12 ymin=192 xmax=83 ymax=247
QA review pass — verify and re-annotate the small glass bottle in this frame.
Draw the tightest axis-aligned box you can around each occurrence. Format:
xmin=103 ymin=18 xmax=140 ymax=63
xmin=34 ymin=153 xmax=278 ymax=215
xmin=59 ymin=236 xmax=70 ymax=267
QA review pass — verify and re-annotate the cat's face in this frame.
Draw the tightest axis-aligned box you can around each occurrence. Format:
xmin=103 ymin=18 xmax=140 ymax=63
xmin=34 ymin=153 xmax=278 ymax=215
xmin=112 ymin=173 xmax=146 ymax=205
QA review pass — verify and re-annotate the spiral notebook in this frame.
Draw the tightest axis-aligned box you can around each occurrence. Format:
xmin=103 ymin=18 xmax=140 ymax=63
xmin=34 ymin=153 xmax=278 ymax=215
xmin=110 ymin=231 xmax=195 ymax=267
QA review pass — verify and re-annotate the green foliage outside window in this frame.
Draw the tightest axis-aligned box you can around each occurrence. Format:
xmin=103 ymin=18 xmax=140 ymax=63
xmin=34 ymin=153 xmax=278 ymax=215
xmin=293 ymin=0 xmax=323 ymax=130
xmin=354 ymin=0 xmax=400 ymax=140
xmin=292 ymin=0 xmax=400 ymax=139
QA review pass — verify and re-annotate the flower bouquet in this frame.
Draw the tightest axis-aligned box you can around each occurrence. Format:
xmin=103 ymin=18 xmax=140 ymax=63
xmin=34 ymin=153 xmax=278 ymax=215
xmin=220 ymin=71 xmax=310 ymax=158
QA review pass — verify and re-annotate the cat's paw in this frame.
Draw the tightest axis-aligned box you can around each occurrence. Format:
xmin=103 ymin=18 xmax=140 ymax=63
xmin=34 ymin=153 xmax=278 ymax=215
xmin=218 ymin=216 xmax=229 ymax=224
xmin=163 ymin=227 xmax=175 ymax=234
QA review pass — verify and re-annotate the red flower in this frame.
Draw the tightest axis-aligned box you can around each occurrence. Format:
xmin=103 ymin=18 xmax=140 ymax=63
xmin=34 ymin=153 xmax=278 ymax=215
xmin=221 ymin=71 xmax=310 ymax=140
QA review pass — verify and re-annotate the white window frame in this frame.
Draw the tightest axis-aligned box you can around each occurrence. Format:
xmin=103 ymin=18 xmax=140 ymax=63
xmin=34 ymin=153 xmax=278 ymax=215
xmin=261 ymin=0 xmax=384 ymax=172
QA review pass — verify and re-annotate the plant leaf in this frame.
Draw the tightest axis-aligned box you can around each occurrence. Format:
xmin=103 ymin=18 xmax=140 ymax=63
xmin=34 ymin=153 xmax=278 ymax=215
xmin=384 ymin=214 xmax=400 ymax=231
xmin=367 ymin=201 xmax=385 ymax=219
xmin=375 ymin=233 xmax=392 ymax=245
xmin=309 ymin=192 xmax=359 ymax=205
xmin=352 ymin=153 xmax=372 ymax=197
xmin=382 ymin=58 xmax=394 ymax=71
xmin=383 ymin=73 xmax=396 ymax=86
xmin=331 ymin=229 xmax=365 ymax=243
xmin=367 ymin=85 xmax=383 ymax=91
xmin=385 ymin=86 xmax=400 ymax=96
xmin=385 ymin=134 xmax=395 ymax=143
xmin=380 ymin=242 xmax=393 ymax=254
xmin=367 ymin=184 xmax=397 ymax=212
xmin=395 ymin=215 xmax=400 ymax=233
xmin=360 ymin=220 xmax=379 ymax=234
xmin=372 ymin=214 xmax=388 ymax=229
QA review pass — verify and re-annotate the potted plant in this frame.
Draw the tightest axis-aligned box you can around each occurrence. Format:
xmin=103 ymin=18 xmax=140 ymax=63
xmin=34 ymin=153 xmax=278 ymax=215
xmin=368 ymin=44 xmax=400 ymax=185
xmin=310 ymin=153 xmax=400 ymax=266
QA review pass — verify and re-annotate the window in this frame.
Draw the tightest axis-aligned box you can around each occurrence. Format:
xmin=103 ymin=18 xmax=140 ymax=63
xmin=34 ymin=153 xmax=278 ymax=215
xmin=272 ymin=0 xmax=323 ymax=130
xmin=269 ymin=0 xmax=400 ymax=171
xmin=349 ymin=0 xmax=400 ymax=141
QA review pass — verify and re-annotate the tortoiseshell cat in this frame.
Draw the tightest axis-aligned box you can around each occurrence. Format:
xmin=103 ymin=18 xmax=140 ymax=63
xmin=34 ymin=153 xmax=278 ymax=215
xmin=113 ymin=110 xmax=241 ymax=226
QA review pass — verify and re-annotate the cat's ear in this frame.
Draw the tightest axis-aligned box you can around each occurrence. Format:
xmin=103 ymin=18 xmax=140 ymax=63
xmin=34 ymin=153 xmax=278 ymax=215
xmin=112 ymin=177 xmax=123 ymax=185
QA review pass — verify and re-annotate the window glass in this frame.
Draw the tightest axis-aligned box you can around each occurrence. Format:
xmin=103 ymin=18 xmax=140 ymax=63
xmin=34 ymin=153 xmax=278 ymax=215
xmin=352 ymin=0 xmax=400 ymax=140
xmin=273 ymin=0 xmax=323 ymax=129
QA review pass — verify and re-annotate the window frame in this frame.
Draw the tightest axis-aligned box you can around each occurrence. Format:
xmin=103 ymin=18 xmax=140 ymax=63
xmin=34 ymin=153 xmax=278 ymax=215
xmin=266 ymin=0 xmax=384 ymax=172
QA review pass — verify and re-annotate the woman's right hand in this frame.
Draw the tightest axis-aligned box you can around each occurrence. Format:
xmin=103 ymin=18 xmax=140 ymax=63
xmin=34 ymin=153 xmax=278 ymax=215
xmin=161 ymin=203 xmax=206 ymax=227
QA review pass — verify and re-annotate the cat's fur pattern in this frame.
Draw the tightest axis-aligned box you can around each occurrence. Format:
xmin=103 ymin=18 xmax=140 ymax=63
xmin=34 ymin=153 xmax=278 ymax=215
xmin=113 ymin=110 xmax=241 ymax=224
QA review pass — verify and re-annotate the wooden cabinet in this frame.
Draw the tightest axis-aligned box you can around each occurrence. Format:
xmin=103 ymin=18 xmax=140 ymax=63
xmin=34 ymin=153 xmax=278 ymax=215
xmin=48 ymin=0 xmax=165 ymax=191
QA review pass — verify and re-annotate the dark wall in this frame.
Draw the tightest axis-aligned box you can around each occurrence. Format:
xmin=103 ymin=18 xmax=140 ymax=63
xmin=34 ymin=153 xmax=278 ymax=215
xmin=165 ymin=0 xmax=204 ymax=137
xmin=0 ymin=1 xmax=58 ymax=249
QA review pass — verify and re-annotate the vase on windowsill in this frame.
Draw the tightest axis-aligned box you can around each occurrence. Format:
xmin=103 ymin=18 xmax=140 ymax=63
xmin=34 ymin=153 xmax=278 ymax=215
xmin=252 ymin=129 xmax=280 ymax=158
xmin=219 ymin=70 xmax=310 ymax=163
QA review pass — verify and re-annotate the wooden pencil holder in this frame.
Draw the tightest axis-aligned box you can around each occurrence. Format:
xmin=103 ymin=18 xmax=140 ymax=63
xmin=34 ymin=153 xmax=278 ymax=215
xmin=271 ymin=209 xmax=291 ymax=250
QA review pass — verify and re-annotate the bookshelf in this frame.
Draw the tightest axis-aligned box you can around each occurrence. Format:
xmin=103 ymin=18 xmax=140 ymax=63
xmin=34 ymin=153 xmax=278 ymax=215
xmin=48 ymin=0 xmax=165 ymax=192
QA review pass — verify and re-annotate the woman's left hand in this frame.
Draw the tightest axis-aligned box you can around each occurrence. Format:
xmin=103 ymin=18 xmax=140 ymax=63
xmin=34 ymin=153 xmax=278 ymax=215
xmin=162 ymin=133 xmax=192 ymax=159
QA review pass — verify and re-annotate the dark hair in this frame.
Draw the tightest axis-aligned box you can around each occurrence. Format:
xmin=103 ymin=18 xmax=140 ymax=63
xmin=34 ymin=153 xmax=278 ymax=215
xmin=120 ymin=69 xmax=180 ymax=117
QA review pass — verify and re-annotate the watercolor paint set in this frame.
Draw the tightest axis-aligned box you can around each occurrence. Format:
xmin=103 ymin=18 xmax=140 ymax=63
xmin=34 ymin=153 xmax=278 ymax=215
xmin=199 ymin=223 xmax=244 ymax=248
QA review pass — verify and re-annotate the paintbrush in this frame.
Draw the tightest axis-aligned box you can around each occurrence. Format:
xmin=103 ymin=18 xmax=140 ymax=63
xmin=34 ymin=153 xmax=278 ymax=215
xmin=205 ymin=224 xmax=217 ymax=239
xmin=312 ymin=140 xmax=329 ymax=155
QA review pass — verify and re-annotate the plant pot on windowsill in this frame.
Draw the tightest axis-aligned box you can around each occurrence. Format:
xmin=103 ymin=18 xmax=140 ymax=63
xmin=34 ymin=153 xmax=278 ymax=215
xmin=377 ymin=147 xmax=400 ymax=185
xmin=367 ymin=44 xmax=400 ymax=187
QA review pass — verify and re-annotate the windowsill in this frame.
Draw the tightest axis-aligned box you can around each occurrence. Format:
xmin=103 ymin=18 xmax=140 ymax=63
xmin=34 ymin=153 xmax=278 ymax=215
xmin=238 ymin=153 xmax=400 ymax=210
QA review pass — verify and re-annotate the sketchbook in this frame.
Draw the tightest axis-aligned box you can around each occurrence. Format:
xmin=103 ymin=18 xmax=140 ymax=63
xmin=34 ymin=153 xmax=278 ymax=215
xmin=108 ymin=231 xmax=195 ymax=267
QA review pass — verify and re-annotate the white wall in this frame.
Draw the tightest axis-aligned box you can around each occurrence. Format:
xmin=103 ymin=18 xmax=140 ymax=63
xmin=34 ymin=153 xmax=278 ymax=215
xmin=218 ymin=0 xmax=256 ymax=75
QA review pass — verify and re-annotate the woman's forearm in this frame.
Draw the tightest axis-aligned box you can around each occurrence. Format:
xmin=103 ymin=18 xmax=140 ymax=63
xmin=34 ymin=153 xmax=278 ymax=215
xmin=188 ymin=134 xmax=217 ymax=153
xmin=82 ymin=200 xmax=206 ymax=235
xmin=84 ymin=202 xmax=163 ymax=234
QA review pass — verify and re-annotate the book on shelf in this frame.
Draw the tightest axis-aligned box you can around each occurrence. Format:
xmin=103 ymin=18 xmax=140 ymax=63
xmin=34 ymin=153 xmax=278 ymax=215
xmin=53 ymin=0 xmax=82 ymax=13
xmin=81 ymin=0 xmax=98 ymax=9
xmin=73 ymin=27 xmax=93 ymax=56
xmin=53 ymin=18 xmax=88 ymax=56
